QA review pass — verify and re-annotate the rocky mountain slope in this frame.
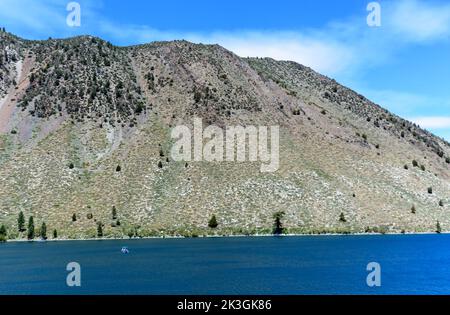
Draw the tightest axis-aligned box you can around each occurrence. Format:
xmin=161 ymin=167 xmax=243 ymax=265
xmin=1 ymin=29 xmax=449 ymax=239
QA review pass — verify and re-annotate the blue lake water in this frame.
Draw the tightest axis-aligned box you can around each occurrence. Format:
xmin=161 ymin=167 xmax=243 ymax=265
xmin=1 ymin=234 xmax=450 ymax=295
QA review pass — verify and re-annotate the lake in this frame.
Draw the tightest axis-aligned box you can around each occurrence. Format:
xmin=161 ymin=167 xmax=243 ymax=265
xmin=1 ymin=234 xmax=449 ymax=294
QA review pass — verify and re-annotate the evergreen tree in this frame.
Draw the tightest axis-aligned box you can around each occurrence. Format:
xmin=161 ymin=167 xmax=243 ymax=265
xmin=27 ymin=216 xmax=35 ymax=240
xmin=40 ymin=222 xmax=47 ymax=240
xmin=72 ymin=213 xmax=77 ymax=222
xmin=339 ymin=212 xmax=347 ymax=223
xmin=112 ymin=206 xmax=117 ymax=220
xmin=273 ymin=211 xmax=285 ymax=235
xmin=0 ymin=224 xmax=7 ymax=242
xmin=208 ymin=215 xmax=218 ymax=228
xmin=18 ymin=211 xmax=26 ymax=232
xmin=436 ymin=221 xmax=442 ymax=234
xmin=97 ymin=222 xmax=103 ymax=237
xmin=53 ymin=229 xmax=58 ymax=239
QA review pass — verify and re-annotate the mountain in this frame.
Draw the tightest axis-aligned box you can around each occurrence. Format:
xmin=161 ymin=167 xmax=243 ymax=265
xmin=0 ymin=29 xmax=449 ymax=239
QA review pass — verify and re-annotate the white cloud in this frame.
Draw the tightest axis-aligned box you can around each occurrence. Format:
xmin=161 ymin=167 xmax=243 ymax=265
xmin=0 ymin=0 xmax=65 ymax=34
xmin=388 ymin=0 xmax=450 ymax=42
xmin=186 ymin=31 xmax=355 ymax=76
xmin=95 ymin=1 xmax=450 ymax=78
xmin=410 ymin=117 xmax=450 ymax=129
xmin=359 ymin=89 xmax=431 ymax=116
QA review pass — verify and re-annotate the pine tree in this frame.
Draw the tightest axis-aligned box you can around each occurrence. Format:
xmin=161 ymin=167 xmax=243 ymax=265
xmin=97 ymin=222 xmax=103 ymax=237
xmin=40 ymin=222 xmax=47 ymax=240
xmin=273 ymin=211 xmax=285 ymax=235
xmin=0 ymin=224 xmax=7 ymax=242
xmin=112 ymin=206 xmax=117 ymax=220
xmin=27 ymin=216 xmax=35 ymax=240
xmin=53 ymin=229 xmax=58 ymax=239
xmin=339 ymin=212 xmax=347 ymax=223
xmin=436 ymin=221 xmax=442 ymax=234
xmin=208 ymin=215 xmax=218 ymax=228
xmin=18 ymin=211 xmax=25 ymax=232
xmin=72 ymin=213 xmax=77 ymax=222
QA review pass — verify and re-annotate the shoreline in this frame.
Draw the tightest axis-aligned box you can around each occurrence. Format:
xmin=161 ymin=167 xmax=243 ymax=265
xmin=2 ymin=231 xmax=446 ymax=243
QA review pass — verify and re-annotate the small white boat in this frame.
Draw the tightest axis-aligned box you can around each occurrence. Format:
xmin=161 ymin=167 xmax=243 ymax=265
xmin=121 ymin=246 xmax=129 ymax=254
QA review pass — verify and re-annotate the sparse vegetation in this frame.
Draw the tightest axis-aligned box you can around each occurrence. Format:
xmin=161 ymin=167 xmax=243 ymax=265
xmin=0 ymin=32 xmax=449 ymax=239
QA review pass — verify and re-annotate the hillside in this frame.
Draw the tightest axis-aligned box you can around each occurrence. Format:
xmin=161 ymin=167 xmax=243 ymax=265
xmin=1 ymin=29 xmax=449 ymax=239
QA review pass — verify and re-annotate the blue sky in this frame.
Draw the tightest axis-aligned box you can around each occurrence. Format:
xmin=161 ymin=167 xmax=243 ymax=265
xmin=1 ymin=0 xmax=449 ymax=140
